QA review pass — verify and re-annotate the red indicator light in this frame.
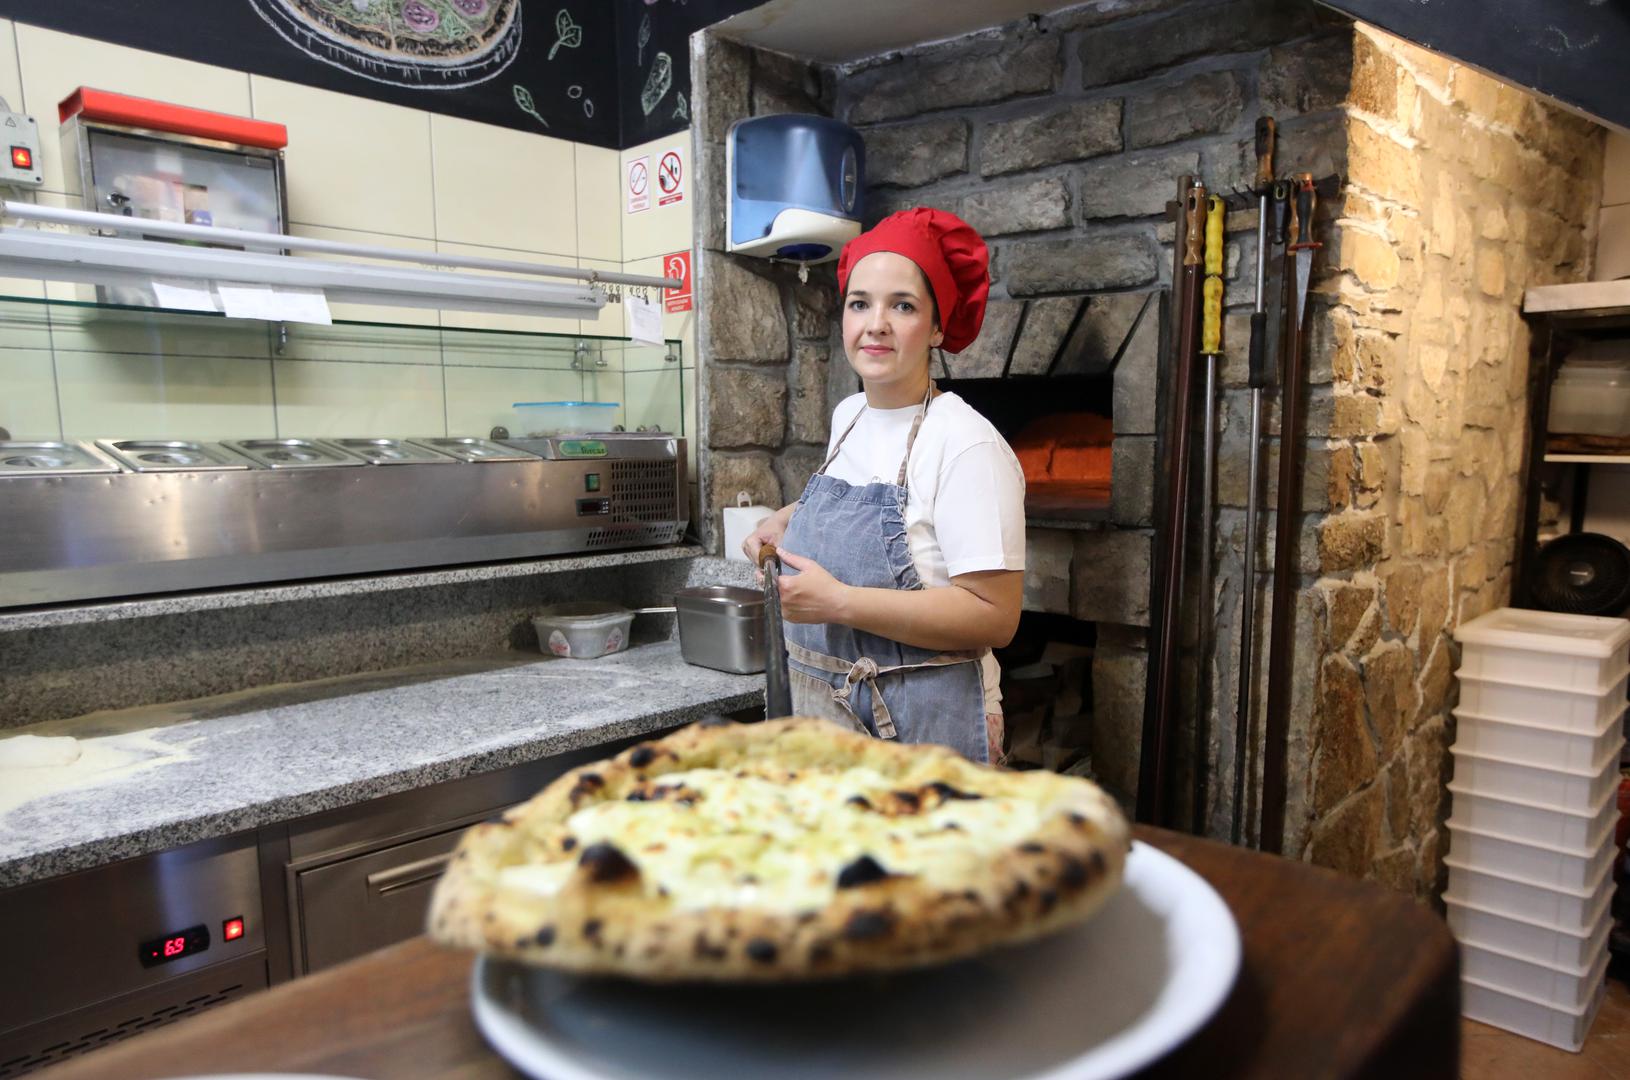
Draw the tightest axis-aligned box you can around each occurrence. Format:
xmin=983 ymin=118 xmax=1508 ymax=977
xmin=9 ymin=146 xmax=29 ymax=170
xmin=223 ymin=917 xmax=245 ymax=941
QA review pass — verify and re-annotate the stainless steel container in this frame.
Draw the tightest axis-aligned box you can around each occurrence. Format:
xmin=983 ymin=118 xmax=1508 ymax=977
xmin=674 ymin=585 xmax=767 ymax=674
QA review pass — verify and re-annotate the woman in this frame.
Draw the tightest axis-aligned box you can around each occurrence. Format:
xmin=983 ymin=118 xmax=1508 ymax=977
xmin=743 ymin=208 xmax=1026 ymax=764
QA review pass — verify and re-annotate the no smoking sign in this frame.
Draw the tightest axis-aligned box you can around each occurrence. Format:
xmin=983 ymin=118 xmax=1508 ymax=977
xmin=657 ymin=146 xmax=685 ymax=207
xmin=626 ymin=155 xmax=650 ymax=214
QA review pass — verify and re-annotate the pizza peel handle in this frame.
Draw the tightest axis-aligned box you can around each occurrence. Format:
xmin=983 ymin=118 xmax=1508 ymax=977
xmin=758 ymin=543 xmax=793 ymax=719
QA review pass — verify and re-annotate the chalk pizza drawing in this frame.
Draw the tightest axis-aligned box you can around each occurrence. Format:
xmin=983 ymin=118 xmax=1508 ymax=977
xmin=248 ymin=0 xmax=522 ymax=89
xmin=673 ymin=90 xmax=689 ymax=121
xmin=513 ymin=83 xmax=549 ymax=127
xmin=549 ymin=8 xmax=583 ymax=60
xmin=641 ymin=51 xmax=673 ymax=116
xmin=637 ymin=11 xmax=651 ymax=64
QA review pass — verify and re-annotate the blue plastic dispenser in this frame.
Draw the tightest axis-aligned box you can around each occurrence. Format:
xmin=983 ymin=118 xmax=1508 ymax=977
xmin=726 ymin=114 xmax=863 ymax=265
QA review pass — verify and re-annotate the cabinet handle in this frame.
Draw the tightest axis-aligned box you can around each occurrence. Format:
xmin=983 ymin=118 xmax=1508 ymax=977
xmin=365 ymin=852 xmax=453 ymax=896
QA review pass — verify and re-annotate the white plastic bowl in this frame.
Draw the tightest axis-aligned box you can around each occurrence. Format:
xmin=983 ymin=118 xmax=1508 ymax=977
xmin=1454 ymin=668 xmax=1630 ymax=732
xmin=1448 ymin=743 xmax=1624 ymax=809
xmin=1446 ymin=781 xmax=1619 ymax=850
xmin=1445 ymin=857 xmax=1615 ymax=927
xmin=1451 ymin=707 xmax=1625 ymax=772
xmin=1446 ymin=892 xmax=1613 ymax=968
xmin=1462 ymin=971 xmax=1607 ymax=1051
xmin=1445 ymin=817 xmax=1615 ymax=892
xmin=1460 ymin=936 xmax=1609 ymax=1011
xmin=531 ymin=603 xmax=634 ymax=659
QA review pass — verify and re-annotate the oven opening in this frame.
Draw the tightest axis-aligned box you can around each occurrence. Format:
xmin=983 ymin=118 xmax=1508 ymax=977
xmin=938 ymin=374 xmax=1114 ymax=522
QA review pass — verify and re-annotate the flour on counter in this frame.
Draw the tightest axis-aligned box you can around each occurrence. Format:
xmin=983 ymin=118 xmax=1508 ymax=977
xmin=0 ymin=728 xmax=202 ymax=823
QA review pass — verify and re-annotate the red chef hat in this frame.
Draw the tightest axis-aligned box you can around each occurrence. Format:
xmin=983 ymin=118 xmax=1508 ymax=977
xmin=836 ymin=208 xmax=990 ymax=354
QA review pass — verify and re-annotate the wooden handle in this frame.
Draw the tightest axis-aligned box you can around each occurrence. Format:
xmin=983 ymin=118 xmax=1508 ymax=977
xmin=1292 ymin=172 xmax=1319 ymax=249
xmin=1204 ymin=194 xmax=1225 ymax=277
xmin=1183 ymin=184 xmax=1206 ymax=267
xmin=757 ymin=542 xmax=779 ymax=571
xmin=1254 ymin=116 xmax=1277 ymax=191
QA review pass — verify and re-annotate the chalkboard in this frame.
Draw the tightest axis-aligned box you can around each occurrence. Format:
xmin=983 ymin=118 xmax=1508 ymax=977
xmin=0 ymin=0 xmax=758 ymax=149
xmin=1320 ymin=0 xmax=1630 ymax=132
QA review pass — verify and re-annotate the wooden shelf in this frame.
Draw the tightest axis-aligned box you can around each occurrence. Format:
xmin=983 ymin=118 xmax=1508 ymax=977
xmin=1543 ymin=454 xmax=1630 ymax=464
xmin=1524 ymin=280 xmax=1630 ymax=317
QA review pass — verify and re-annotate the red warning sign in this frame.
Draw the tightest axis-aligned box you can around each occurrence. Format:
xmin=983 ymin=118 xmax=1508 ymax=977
xmin=657 ymin=147 xmax=685 ymax=207
xmin=663 ymin=250 xmax=692 ymax=313
xmin=626 ymin=155 xmax=650 ymax=214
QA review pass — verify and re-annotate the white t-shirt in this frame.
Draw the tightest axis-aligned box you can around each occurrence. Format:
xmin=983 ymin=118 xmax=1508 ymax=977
xmin=820 ymin=391 xmax=1026 ymax=710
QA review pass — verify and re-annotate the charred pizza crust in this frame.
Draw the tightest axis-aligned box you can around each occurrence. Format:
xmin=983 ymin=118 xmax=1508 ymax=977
xmin=428 ymin=717 xmax=1130 ymax=981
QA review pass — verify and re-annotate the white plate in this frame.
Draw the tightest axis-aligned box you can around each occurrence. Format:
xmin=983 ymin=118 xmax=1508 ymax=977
xmin=470 ymin=841 xmax=1241 ymax=1080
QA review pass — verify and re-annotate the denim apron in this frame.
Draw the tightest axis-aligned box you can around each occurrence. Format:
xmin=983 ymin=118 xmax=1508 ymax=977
xmin=779 ymin=386 xmax=991 ymax=763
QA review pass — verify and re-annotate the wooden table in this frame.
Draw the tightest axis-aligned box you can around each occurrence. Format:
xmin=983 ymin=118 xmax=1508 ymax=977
xmin=39 ymin=827 xmax=1459 ymax=1079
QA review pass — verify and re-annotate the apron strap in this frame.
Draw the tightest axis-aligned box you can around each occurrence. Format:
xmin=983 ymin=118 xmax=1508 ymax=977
xmin=786 ymin=638 xmax=980 ymax=742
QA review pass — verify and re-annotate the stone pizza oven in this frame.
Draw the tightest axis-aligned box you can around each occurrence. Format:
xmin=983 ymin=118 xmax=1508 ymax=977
xmin=687 ymin=0 xmax=1606 ymax=901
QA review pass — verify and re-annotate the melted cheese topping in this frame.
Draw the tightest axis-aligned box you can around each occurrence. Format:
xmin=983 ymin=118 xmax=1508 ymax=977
xmin=499 ymin=767 xmax=1071 ymax=914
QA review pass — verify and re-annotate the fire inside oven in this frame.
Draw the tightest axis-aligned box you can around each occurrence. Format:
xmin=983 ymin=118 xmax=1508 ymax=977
xmin=937 ymin=375 xmax=1114 ymax=521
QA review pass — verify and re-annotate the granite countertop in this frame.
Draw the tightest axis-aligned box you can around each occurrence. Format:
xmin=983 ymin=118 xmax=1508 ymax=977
xmin=0 ymin=545 xmax=707 ymax=633
xmin=0 ymin=642 xmax=761 ymax=889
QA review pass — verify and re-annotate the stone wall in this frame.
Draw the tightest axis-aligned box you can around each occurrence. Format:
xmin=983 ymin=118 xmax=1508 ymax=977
xmin=827 ymin=0 xmax=1349 ymax=806
xmin=1281 ymin=25 xmax=1604 ymax=896
xmin=690 ymin=35 xmax=844 ymax=550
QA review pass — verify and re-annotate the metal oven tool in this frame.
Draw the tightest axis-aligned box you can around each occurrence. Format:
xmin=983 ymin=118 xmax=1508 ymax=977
xmin=758 ymin=543 xmax=792 ymax=720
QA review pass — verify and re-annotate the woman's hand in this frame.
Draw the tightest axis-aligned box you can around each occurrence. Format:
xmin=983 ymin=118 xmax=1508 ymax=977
xmin=742 ymin=502 xmax=797 ymax=565
xmin=775 ymin=550 xmax=853 ymax=624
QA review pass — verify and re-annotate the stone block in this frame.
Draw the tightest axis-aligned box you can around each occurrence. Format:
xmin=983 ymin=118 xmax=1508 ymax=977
xmin=980 ymin=99 xmax=1123 ymax=177
xmin=787 ymin=342 xmax=830 ymax=446
xmin=1339 ymin=228 xmax=1402 ymax=290
xmin=750 ymin=49 xmax=826 ymax=117
xmin=792 ymin=276 xmax=838 ymax=341
xmin=1005 ymin=234 xmax=1159 ymax=296
xmin=695 ymin=35 xmax=750 ymax=143
xmin=1072 ymin=529 xmax=1152 ymax=626
xmin=1319 ymin=511 xmax=1386 ymax=571
xmin=708 ymin=365 xmax=787 ymax=449
xmin=1382 ymin=562 xmax=1423 ymax=638
xmin=1091 ymin=635 xmax=1149 ymax=803
xmin=1476 ymin=247 xmax=1506 ymax=298
xmin=1023 ymin=529 xmax=1074 ymax=614
xmin=1112 ymin=437 xmax=1155 ymax=526
xmin=773 ymin=446 xmax=825 ymax=508
xmin=701 ymin=252 xmax=789 ymax=362
xmin=1348 ymin=29 xmax=1400 ymax=118
xmin=708 ymin=452 xmax=783 ymax=524
xmin=1112 ymin=298 xmax=1162 ymax=435
xmin=1307 ymin=781 xmax=1385 ymax=879
xmin=849 ymin=35 xmax=1059 ymax=125
xmin=864 ymin=119 xmax=969 ymax=189
xmin=948 ymin=300 xmax=1024 ymax=378
xmin=1314 ymin=655 xmax=1377 ymax=817
xmin=695 ymin=140 xmax=729 ymax=254
xmin=1058 ymin=291 xmax=1153 ymax=376
xmin=1325 ymin=580 xmax=1377 ymax=653
xmin=1080 ymin=0 xmax=1323 ymax=87
xmin=1347 ymin=117 xmax=1422 ymax=205
xmin=1126 ymin=71 xmax=1246 ymax=150
xmin=1045 ymin=0 xmax=1191 ymax=30
xmin=1078 ymin=150 xmax=1200 ymax=220
xmin=1261 ymin=33 xmax=1356 ymax=117
xmin=960 ymin=176 xmax=1071 ymax=237
xmin=1417 ymin=634 xmax=1456 ymax=717
xmin=1009 ymin=296 xmax=1082 ymax=375
xmin=1363 ymin=639 xmax=1418 ymax=759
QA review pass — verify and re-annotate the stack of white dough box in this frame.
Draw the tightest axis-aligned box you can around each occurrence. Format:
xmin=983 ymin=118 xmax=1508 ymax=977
xmin=1446 ymin=607 xmax=1629 ymax=1051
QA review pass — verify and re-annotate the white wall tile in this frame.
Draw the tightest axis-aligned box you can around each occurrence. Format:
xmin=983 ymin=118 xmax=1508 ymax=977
xmin=272 ymin=358 xmax=444 ymax=437
xmin=54 ymin=351 xmax=275 ymax=439
xmin=15 ymin=23 xmax=252 ymax=197
xmin=444 ymin=365 xmax=586 ymax=438
xmin=253 ymin=76 xmax=434 ymax=237
xmin=431 ymin=115 xmax=576 ymax=254
xmin=436 ymin=241 xmax=584 ymax=337
xmin=0 ymin=348 xmax=60 ymax=439
xmin=576 ymin=145 xmax=622 ymax=263
xmin=620 ymin=134 xmax=694 ymax=263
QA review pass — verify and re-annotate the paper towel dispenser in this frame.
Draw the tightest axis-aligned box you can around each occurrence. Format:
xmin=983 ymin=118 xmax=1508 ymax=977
xmin=726 ymin=114 xmax=863 ymax=265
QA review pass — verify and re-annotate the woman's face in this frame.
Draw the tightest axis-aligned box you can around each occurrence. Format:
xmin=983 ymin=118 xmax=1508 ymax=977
xmin=841 ymin=251 xmax=942 ymax=392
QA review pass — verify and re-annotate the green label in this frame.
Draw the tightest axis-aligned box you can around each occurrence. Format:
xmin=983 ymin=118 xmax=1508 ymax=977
xmin=559 ymin=439 xmax=607 ymax=457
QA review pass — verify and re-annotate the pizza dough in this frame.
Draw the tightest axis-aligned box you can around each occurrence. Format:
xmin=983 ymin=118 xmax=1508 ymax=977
xmin=429 ymin=717 xmax=1130 ymax=981
xmin=0 ymin=734 xmax=82 ymax=769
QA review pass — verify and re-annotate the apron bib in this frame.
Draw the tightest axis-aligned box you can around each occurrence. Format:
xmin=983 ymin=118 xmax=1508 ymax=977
xmin=779 ymin=386 xmax=991 ymax=763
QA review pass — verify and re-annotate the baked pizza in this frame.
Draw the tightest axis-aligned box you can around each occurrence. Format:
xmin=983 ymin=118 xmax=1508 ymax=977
xmin=428 ymin=717 xmax=1130 ymax=981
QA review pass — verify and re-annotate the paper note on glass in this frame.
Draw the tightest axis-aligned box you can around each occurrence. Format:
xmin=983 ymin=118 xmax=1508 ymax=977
xmin=627 ymin=291 xmax=663 ymax=345
xmin=151 ymin=280 xmax=221 ymax=313
xmin=217 ymin=283 xmax=333 ymax=325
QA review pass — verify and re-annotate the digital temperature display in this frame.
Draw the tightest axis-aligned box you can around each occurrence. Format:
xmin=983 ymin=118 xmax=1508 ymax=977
xmin=139 ymin=924 xmax=209 ymax=968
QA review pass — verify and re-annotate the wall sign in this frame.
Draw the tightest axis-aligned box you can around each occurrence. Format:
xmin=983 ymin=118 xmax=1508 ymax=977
xmin=626 ymin=154 xmax=650 ymax=213
xmin=662 ymin=249 xmax=691 ymax=313
xmin=0 ymin=0 xmax=761 ymax=150
xmin=657 ymin=146 xmax=684 ymax=207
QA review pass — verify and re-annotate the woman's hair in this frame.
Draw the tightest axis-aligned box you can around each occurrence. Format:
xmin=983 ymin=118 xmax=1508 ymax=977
xmin=914 ymin=264 xmax=940 ymax=328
